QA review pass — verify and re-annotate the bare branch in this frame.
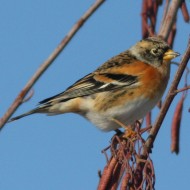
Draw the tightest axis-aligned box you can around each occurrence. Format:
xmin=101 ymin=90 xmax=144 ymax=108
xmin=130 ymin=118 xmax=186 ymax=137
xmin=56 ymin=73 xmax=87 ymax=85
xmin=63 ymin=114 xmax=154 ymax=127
xmin=160 ymin=0 xmax=170 ymax=26
xmin=159 ymin=0 xmax=183 ymax=40
xmin=0 ymin=0 xmax=105 ymax=129
xmin=172 ymin=85 xmax=190 ymax=94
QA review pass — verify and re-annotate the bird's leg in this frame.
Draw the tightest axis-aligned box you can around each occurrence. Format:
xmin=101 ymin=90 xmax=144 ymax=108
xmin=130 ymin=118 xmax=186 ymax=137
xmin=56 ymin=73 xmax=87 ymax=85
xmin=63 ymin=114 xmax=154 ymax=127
xmin=111 ymin=118 xmax=137 ymax=139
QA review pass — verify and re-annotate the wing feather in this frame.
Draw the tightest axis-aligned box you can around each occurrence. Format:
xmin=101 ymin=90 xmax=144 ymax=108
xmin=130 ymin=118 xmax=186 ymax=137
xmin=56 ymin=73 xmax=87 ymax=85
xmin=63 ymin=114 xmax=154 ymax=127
xmin=39 ymin=72 xmax=138 ymax=106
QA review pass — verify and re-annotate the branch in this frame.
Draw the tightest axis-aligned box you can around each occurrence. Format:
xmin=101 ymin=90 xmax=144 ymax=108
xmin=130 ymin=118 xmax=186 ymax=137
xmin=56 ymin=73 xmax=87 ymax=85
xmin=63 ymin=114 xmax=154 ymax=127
xmin=0 ymin=0 xmax=105 ymax=129
xmin=172 ymin=85 xmax=190 ymax=94
xmin=143 ymin=39 xmax=190 ymax=155
xmin=159 ymin=0 xmax=183 ymax=40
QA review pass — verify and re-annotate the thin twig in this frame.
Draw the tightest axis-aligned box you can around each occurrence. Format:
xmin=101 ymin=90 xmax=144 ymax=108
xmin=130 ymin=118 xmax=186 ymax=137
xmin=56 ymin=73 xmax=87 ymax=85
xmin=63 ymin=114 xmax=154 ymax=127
xmin=167 ymin=21 xmax=177 ymax=47
xmin=0 ymin=0 xmax=105 ymax=129
xmin=172 ymin=85 xmax=190 ymax=94
xmin=141 ymin=0 xmax=149 ymax=38
xmin=160 ymin=0 xmax=170 ymax=26
xmin=159 ymin=0 xmax=183 ymax=40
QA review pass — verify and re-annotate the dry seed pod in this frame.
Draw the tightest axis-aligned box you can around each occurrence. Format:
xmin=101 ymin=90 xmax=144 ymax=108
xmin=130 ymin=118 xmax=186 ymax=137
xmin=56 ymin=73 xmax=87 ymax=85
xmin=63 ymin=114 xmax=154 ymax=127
xmin=171 ymin=95 xmax=185 ymax=154
xmin=181 ymin=1 xmax=190 ymax=22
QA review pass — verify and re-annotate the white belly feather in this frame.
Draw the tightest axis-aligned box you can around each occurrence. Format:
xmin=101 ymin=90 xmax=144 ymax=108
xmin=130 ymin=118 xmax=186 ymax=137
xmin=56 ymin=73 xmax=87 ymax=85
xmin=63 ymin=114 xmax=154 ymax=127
xmin=84 ymin=95 xmax=160 ymax=131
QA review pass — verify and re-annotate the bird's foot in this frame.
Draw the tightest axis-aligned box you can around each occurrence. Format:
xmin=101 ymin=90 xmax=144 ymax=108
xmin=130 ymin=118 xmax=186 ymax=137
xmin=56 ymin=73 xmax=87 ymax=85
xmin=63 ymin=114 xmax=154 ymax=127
xmin=111 ymin=118 xmax=137 ymax=139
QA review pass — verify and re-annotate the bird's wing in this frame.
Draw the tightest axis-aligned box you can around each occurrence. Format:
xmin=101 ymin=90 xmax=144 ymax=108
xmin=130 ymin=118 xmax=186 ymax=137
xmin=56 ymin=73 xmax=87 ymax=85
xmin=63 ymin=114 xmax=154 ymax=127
xmin=39 ymin=71 xmax=138 ymax=106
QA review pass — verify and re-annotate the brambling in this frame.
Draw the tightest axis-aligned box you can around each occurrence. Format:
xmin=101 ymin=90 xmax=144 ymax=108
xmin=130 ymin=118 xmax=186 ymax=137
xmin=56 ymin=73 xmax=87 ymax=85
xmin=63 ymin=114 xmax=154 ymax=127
xmin=10 ymin=37 xmax=179 ymax=132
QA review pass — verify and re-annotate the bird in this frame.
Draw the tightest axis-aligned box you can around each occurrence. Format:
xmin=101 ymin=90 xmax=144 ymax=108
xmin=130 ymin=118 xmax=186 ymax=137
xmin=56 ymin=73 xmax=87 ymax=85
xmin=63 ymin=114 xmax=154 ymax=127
xmin=9 ymin=37 xmax=179 ymax=132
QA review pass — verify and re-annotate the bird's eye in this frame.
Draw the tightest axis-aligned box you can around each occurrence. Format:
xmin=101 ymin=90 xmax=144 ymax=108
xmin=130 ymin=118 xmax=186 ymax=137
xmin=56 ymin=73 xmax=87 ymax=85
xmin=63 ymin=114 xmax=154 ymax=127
xmin=150 ymin=48 xmax=158 ymax=55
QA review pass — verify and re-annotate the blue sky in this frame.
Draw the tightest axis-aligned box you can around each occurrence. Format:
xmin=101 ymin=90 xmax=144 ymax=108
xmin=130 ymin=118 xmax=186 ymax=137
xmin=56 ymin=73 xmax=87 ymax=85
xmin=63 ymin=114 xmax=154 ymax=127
xmin=0 ymin=1 xmax=190 ymax=189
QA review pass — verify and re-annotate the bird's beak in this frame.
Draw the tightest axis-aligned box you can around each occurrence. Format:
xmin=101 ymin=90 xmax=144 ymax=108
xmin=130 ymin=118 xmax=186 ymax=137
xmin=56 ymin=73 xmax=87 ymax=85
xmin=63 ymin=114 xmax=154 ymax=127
xmin=163 ymin=49 xmax=180 ymax=61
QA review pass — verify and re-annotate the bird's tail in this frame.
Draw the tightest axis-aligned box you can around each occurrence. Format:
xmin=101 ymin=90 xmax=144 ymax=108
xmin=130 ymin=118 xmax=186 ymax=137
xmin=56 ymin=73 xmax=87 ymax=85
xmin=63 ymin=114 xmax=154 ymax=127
xmin=8 ymin=108 xmax=40 ymax=123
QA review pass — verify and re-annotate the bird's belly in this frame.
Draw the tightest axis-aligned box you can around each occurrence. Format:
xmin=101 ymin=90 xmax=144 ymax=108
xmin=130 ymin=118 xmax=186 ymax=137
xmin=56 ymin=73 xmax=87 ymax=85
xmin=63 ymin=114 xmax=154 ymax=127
xmin=84 ymin=96 xmax=159 ymax=131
